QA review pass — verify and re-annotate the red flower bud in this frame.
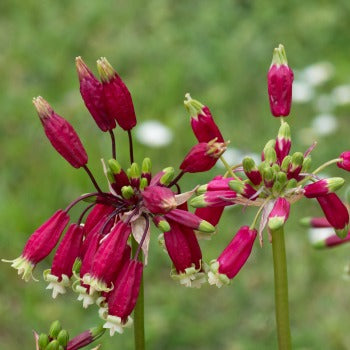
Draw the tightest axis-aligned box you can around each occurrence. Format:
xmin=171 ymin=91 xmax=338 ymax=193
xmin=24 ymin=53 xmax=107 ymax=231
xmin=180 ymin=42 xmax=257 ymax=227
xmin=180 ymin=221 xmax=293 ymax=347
xmin=142 ymin=185 xmax=177 ymax=214
xmin=317 ymin=193 xmax=349 ymax=238
xmin=102 ymin=260 xmax=143 ymax=335
xmin=267 ymin=45 xmax=294 ymax=117
xmin=275 ymin=121 xmax=291 ymax=164
xmin=208 ymin=226 xmax=257 ymax=287
xmin=75 ymin=57 xmax=116 ymax=131
xmin=33 ymin=97 xmax=88 ymax=168
xmin=97 ymin=57 xmax=136 ymax=131
xmin=337 ymin=151 xmax=350 ymax=171
xmin=180 ymin=140 xmax=227 ymax=173
xmin=190 ymin=190 xmax=236 ymax=208
xmin=184 ymin=94 xmax=224 ymax=143
xmin=300 ymin=217 xmax=331 ymax=228
xmin=304 ymin=177 xmax=344 ymax=198
xmin=67 ymin=325 xmax=105 ymax=350
xmin=165 ymin=208 xmax=215 ymax=233
xmin=3 ymin=210 xmax=69 ymax=281
xmin=44 ymin=223 xmax=84 ymax=298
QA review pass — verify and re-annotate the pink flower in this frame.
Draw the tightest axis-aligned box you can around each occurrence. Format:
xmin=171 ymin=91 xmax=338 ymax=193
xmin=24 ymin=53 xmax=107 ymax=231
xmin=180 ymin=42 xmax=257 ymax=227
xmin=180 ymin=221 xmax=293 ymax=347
xmin=142 ymin=185 xmax=177 ymax=214
xmin=33 ymin=97 xmax=88 ymax=168
xmin=208 ymin=226 xmax=257 ymax=287
xmin=184 ymin=93 xmax=224 ymax=143
xmin=75 ymin=57 xmax=116 ymax=132
xmin=97 ymin=57 xmax=137 ymax=131
xmin=268 ymin=198 xmax=290 ymax=231
xmin=267 ymin=44 xmax=294 ymax=117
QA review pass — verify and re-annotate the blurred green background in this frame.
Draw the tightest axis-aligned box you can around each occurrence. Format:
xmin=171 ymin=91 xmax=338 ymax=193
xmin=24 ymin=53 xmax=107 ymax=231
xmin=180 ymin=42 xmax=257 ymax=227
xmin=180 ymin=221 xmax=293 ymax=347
xmin=2 ymin=0 xmax=350 ymax=349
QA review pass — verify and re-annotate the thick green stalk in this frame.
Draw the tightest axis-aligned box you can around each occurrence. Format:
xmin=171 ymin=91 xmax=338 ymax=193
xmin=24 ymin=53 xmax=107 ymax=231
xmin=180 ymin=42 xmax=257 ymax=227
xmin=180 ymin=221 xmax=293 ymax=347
xmin=271 ymin=227 xmax=292 ymax=350
xmin=132 ymin=237 xmax=145 ymax=350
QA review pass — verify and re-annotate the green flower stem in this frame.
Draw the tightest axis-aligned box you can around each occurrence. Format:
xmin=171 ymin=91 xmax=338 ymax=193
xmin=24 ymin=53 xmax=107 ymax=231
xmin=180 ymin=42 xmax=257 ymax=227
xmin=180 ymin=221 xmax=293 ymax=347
xmin=271 ymin=226 xmax=292 ymax=350
xmin=132 ymin=237 xmax=145 ymax=350
xmin=220 ymin=156 xmax=240 ymax=180
xmin=298 ymin=158 xmax=341 ymax=186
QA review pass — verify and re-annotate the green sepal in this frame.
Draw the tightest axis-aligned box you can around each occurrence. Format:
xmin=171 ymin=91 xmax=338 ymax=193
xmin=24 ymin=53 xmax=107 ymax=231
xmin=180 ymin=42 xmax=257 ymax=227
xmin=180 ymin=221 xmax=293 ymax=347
xmin=265 ymin=147 xmax=277 ymax=165
xmin=299 ymin=217 xmax=312 ymax=227
xmin=242 ymin=157 xmax=257 ymax=173
xmin=335 ymin=225 xmax=349 ymax=239
xmin=139 ymin=177 xmax=148 ymax=190
xmin=229 ymin=180 xmax=245 ymax=194
xmin=129 ymin=162 xmax=140 ymax=180
xmin=38 ymin=333 xmax=49 ymax=350
xmin=160 ymin=167 xmax=175 ymax=185
xmin=121 ymin=185 xmax=134 ymax=199
xmin=198 ymin=220 xmax=215 ymax=233
xmin=285 ymin=178 xmax=297 ymax=189
xmin=184 ymin=93 xmax=204 ymax=117
xmin=57 ymin=330 xmax=69 ymax=347
xmin=45 ymin=340 xmax=59 ymax=350
xmin=108 ymin=159 xmax=122 ymax=175
xmin=281 ymin=155 xmax=291 ymax=172
xmin=141 ymin=157 xmax=152 ymax=174
xmin=301 ymin=156 xmax=312 ymax=173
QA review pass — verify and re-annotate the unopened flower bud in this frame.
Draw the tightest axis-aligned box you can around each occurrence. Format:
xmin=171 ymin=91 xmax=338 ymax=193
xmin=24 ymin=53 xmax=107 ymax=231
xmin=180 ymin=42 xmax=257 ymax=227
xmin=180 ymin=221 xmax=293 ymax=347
xmin=153 ymin=216 xmax=171 ymax=232
xmin=33 ymin=97 xmax=88 ymax=168
xmin=337 ymin=151 xmax=350 ymax=171
xmin=301 ymin=156 xmax=312 ymax=173
xmin=165 ymin=208 xmax=215 ymax=233
xmin=264 ymin=147 xmax=277 ymax=165
xmin=49 ymin=320 xmax=62 ymax=339
xmin=268 ymin=198 xmax=290 ymax=231
xmin=180 ymin=140 xmax=227 ymax=173
xmin=313 ymin=232 xmax=350 ymax=249
xmin=107 ymin=159 xmax=130 ymax=194
xmin=288 ymin=152 xmax=304 ymax=179
xmin=262 ymin=139 xmax=276 ymax=161
xmin=229 ymin=180 xmax=256 ymax=199
xmin=159 ymin=167 xmax=175 ymax=186
xmin=263 ymin=167 xmax=275 ymax=188
xmin=142 ymin=185 xmax=177 ymax=214
xmin=139 ymin=177 xmax=148 ymax=190
xmin=208 ymin=226 xmax=257 ymax=287
xmin=184 ymin=93 xmax=224 ymax=143
xmin=275 ymin=121 xmax=291 ymax=164
xmin=242 ymin=157 xmax=262 ymax=186
xmin=129 ymin=162 xmax=140 ymax=188
xmin=190 ymin=190 xmax=236 ymax=208
xmin=304 ymin=177 xmax=344 ymax=198
xmin=57 ymin=330 xmax=69 ymax=347
xmin=281 ymin=155 xmax=291 ymax=172
xmin=46 ymin=340 xmax=59 ymax=350
xmin=97 ymin=57 xmax=136 ymax=131
xmin=38 ymin=333 xmax=49 ymax=349
xmin=75 ymin=57 xmax=115 ymax=131
xmin=276 ymin=171 xmax=287 ymax=186
xmin=267 ymin=44 xmax=294 ymax=117
xmin=141 ymin=157 xmax=152 ymax=184
xmin=121 ymin=185 xmax=135 ymax=200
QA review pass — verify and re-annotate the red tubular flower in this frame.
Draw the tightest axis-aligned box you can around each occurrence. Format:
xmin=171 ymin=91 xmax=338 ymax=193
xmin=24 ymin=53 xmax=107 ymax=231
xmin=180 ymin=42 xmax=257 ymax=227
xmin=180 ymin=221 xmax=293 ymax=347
xmin=75 ymin=57 xmax=116 ymax=132
xmin=337 ymin=151 xmax=350 ymax=171
xmin=44 ymin=223 xmax=84 ymax=298
xmin=275 ymin=121 xmax=291 ymax=164
xmin=304 ymin=177 xmax=344 ymax=198
xmin=82 ymin=221 xmax=131 ymax=293
xmin=184 ymin=93 xmax=224 ymax=143
xmin=317 ymin=193 xmax=349 ymax=238
xmin=198 ymin=175 xmax=234 ymax=192
xmin=102 ymin=260 xmax=143 ymax=335
xmin=165 ymin=208 xmax=215 ymax=233
xmin=195 ymin=207 xmax=224 ymax=227
xmin=97 ymin=57 xmax=136 ymax=131
xmin=180 ymin=140 xmax=227 ymax=173
xmin=208 ymin=226 xmax=257 ymax=287
xmin=268 ymin=198 xmax=290 ymax=231
xmin=3 ymin=210 xmax=69 ymax=281
xmin=142 ymin=185 xmax=177 ymax=214
xmin=33 ymin=97 xmax=88 ymax=168
xmin=164 ymin=222 xmax=205 ymax=288
xmin=190 ymin=190 xmax=236 ymax=208
xmin=267 ymin=44 xmax=294 ymax=117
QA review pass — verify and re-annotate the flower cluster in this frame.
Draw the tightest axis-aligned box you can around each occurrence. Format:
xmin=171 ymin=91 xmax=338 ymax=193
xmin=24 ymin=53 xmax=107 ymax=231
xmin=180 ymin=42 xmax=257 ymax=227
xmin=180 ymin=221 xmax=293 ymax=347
xmin=189 ymin=44 xmax=350 ymax=287
xmin=3 ymin=57 xmax=226 ymax=337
